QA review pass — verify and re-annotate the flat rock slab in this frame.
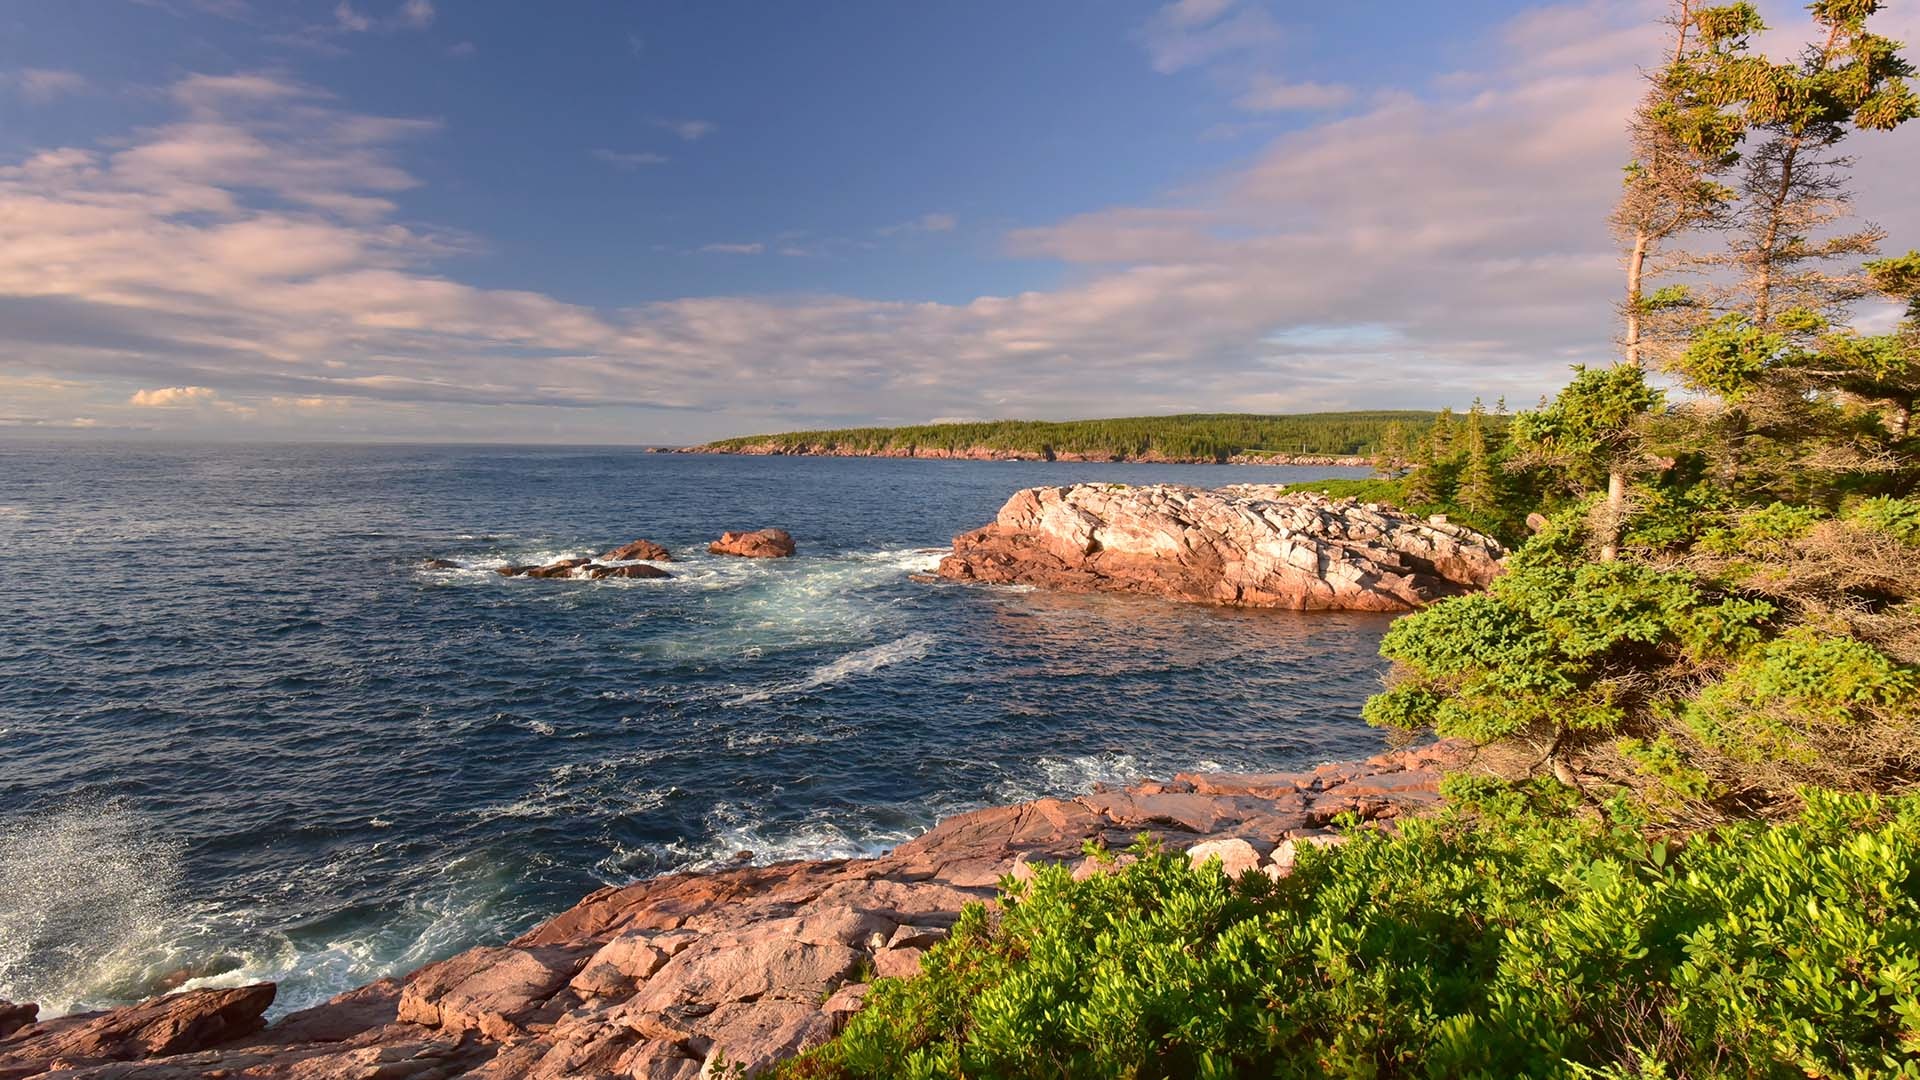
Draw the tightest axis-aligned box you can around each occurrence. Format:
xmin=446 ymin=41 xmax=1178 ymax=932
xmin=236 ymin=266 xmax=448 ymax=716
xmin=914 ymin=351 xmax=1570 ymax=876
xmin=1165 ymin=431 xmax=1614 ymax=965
xmin=9 ymin=741 xmax=1469 ymax=1079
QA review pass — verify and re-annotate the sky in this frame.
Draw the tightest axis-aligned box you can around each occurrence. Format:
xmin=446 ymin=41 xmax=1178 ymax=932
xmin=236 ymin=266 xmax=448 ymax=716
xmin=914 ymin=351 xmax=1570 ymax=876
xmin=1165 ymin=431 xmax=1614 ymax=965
xmin=2 ymin=0 xmax=1917 ymax=444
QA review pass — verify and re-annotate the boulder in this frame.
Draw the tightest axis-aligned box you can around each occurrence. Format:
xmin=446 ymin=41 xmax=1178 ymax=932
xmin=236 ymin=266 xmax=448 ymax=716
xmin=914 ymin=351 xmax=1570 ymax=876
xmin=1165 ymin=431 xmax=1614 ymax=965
xmin=525 ymin=558 xmax=592 ymax=579
xmin=1270 ymin=831 xmax=1348 ymax=873
xmin=396 ymin=945 xmax=584 ymax=1039
xmin=498 ymin=557 xmax=592 ymax=578
xmin=420 ymin=558 xmax=461 ymax=570
xmin=570 ymin=932 xmax=670 ymax=998
xmin=1185 ymin=837 xmax=1264 ymax=878
xmin=499 ymin=557 xmax=671 ymax=581
xmin=0 ymin=983 xmax=273 ymax=1064
xmin=708 ymin=529 xmax=795 ymax=558
xmin=0 ymin=1001 xmax=35 ymax=1041
xmin=601 ymin=539 xmax=674 ymax=562
xmin=634 ymin=935 xmax=862 ymax=1011
xmin=936 ymin=484 xmax=1504 ymax=611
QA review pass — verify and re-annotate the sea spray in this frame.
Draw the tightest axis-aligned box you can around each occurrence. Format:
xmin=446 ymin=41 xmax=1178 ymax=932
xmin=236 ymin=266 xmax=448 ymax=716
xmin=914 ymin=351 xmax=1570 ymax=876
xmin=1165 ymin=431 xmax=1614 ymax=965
xmin=0 ymin=801 xmax=187 ymax=1017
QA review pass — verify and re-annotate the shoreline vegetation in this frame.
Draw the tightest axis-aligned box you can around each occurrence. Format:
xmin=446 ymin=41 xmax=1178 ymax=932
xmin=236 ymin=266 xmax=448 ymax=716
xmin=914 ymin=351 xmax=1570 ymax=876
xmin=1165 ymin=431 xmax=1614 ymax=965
xmin=675 ymin=412 xmax=1443 ymax=466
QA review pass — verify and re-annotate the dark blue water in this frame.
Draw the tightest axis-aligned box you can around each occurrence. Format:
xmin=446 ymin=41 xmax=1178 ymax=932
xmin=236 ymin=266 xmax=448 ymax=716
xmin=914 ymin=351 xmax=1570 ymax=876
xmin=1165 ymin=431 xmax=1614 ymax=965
xmin=0 ymin=443 xmax=1391 ymax=1016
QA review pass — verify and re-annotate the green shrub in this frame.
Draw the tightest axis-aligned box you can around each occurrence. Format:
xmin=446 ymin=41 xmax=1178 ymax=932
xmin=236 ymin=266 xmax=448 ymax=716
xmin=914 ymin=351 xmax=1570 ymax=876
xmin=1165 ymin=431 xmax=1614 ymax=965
xmin=1358 ymin=508 xmax=1920 ymax=815
xmin=1848 ymin=496 xmax=1920 ymax=544
xmin=785 ymin=793 xmax=1920 ymax=1079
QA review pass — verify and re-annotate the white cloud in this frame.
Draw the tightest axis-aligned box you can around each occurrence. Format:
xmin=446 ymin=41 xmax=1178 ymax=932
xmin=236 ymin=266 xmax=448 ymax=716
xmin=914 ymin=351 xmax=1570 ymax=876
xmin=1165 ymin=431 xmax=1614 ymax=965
xmin=398 ymin=0 xmax=434 ymax=29
xmin=660 ymin=119 xmax=715 ymax=142
xmin=129 ymin=386 xmax=218 ymax=407
xmin=1136 ymin=0 xmax=1283 ymax=74
xmin=880 ymin=212 xmax=958 ymax=236
xmin=9 ymin=69 xmax=89 ymax=104
xmin=1234 ymin=79 xmax=1353 ymax=112
xmin=333 ymin=1 xmax=371 ymax=32
xmin=593 ymin=148 xmax=670 ymax=169
xmin=698 ymin=242 xmax=765 ymax=255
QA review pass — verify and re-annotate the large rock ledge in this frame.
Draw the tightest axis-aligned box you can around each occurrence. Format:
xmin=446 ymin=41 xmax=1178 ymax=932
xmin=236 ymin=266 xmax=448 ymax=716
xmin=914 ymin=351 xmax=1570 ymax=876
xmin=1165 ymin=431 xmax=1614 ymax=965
xmin=0 ymin=742 xmax=1465 ymax=1079
xmin=937 ymin=484 xmax=1504 ymax=611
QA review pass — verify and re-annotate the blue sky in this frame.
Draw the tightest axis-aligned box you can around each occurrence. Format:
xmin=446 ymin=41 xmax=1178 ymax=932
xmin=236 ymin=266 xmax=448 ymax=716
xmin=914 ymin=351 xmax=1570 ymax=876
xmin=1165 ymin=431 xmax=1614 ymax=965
xmin=2 ymin=0 xmax=1916 ymax=442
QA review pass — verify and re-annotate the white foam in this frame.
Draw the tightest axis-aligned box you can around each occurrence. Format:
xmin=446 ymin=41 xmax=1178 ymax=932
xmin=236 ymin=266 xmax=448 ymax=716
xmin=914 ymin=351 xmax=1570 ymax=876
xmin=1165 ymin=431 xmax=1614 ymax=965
xmin=0 ymin=801 xmax=188 ymax=1018
xmin=992 ymin=752 xmax=1150 ymax=804
xmin=627 ymin=806 xmax=913 ymax=876
xmin=726 ymin=631 xmax=936 ymax=705
xmin=168 ymin=850 xmax=535 ymax=1016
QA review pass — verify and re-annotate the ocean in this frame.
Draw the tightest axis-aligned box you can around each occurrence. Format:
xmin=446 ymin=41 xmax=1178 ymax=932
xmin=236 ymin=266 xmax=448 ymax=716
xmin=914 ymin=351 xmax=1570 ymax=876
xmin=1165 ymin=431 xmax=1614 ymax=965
xmin=0 ymin=442 xmax=1393 ymax=1018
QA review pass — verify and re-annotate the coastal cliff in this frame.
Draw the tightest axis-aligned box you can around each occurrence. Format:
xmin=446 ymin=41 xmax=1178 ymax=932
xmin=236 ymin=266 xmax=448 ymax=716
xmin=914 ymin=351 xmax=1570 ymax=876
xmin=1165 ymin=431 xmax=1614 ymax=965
xmin=0 ymin=743 xmax=1464 ymax=1080
xmin=937 ymin=484 xmax=1504 ymax=611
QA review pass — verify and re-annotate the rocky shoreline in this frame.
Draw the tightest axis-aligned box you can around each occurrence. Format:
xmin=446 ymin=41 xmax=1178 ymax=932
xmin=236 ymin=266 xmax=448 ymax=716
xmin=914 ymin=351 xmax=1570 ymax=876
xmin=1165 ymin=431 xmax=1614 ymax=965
xmin=670 ymin=443 xmax=1371 ymax=467
xmin=0 ymin=742 xmax=1466 ymax=1080
xmin=937 ymin=484 xmax=1503 ymax=612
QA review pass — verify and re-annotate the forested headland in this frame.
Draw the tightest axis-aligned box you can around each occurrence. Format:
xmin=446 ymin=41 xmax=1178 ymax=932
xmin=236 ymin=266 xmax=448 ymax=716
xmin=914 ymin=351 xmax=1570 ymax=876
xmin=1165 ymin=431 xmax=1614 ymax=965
xmin=685 ymin=412 xmax=1444 ymax=463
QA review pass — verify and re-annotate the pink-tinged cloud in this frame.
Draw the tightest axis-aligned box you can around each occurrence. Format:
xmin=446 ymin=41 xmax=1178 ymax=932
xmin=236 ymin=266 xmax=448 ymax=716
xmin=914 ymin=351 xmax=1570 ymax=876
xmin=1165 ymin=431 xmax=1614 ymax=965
xmin=129 ymin=385 xmax=218 ymax=407
xmin=1 ymin=1 xmax=1916 ymax=442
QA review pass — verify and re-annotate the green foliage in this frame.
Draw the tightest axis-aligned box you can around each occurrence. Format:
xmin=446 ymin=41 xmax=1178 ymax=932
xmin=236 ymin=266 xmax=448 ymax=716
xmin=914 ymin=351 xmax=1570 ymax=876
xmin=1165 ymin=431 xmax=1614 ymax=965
xmin=1848 ymin=495 xmax=1920 ymax=543
xmin=1672 ymin=314 xmax=1789 ymax=400
xmin=700 ymin=412 xmax=1443 ymax=462
xmin=1685 ymin=628 xmax=1917 ymax=766
xmin=1366 ymin=505 xmax=1920 ymax=813
xmin=1698 ymin=501 xmax=1825 ymax=554
xmin=1508 ymin=365 xmax=1663 ymax=492
xmin=786 ymin=794 xmax=1920 ymax=1080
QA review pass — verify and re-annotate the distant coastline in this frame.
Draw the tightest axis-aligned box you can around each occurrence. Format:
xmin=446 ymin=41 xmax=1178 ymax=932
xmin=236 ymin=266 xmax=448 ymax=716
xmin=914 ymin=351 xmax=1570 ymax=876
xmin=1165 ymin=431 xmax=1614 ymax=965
xmin=667 ymin=411 xmax=1428 ymax=467
xmin=668 ymin=442 xmax=1372 ymax=467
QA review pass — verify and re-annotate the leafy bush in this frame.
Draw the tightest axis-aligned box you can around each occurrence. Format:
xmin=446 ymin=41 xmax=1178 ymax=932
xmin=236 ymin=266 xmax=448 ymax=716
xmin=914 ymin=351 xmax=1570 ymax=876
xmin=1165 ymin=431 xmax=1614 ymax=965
xmin=785 ymin=792 xmax=1920 ymax=1079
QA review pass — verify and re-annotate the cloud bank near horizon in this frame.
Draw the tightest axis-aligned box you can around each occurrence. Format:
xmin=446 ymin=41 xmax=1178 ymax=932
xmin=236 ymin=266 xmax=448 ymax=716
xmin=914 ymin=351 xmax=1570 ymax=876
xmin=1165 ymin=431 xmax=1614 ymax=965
xmin=2 ymin=1 xmax=1917 ymax=443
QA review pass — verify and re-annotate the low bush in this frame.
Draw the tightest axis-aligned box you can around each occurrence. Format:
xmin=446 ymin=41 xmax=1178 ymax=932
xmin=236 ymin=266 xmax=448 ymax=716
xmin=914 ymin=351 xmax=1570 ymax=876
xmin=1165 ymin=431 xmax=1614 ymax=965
xmin=784 ymin=791 xmax=1920 ymax=1079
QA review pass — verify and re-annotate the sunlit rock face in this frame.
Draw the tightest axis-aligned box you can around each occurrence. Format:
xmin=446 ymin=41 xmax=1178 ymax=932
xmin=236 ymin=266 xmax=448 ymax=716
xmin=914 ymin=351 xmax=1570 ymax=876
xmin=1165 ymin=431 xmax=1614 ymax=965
xmin=937 ymin=484 xmax=1504 ymax=612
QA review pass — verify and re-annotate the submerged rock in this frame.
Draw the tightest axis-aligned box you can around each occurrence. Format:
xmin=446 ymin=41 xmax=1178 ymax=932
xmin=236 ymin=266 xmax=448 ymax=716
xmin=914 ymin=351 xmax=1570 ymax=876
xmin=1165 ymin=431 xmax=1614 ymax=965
xmin=708 ymin=528 xmax=796 ymax=558
xmin=937 ymin=483 xmax=1503 ymax=611
xmin=0 ymin=743 xmax=1465 ymax=1078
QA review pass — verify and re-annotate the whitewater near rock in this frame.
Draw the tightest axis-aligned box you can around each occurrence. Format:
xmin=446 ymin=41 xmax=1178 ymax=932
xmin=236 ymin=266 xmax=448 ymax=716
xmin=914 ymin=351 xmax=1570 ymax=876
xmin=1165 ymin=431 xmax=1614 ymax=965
xmin=937 ymin=483 xmax=1504 ymax=611
xmin=0 ymin=743 xmax=1464 ymax=1079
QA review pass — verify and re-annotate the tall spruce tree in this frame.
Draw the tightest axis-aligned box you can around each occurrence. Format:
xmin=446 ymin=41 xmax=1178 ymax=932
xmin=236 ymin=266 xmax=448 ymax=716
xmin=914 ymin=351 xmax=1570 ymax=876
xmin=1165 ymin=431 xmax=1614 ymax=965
xmin=1458 ymin=400 xmax=1500 ymax=517
xmin=1671 ymin=0 xmax=1918 ymax=500
xmin=1601 ymin=1 xmax=1761 ymax=558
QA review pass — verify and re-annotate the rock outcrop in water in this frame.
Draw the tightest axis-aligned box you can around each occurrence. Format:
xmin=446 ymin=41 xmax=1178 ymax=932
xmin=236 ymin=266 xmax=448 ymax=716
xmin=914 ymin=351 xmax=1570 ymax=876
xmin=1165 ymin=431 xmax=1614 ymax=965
xmin=497 ymin=558 xmax=672 ymax=580
xmin=0 ymin=743 xmax=1464 ymax=1079
xmin=707 ymin=529 xmax=795 ymax=559
xmin=599 ymin=540 xmax=673 ymax=563
xmin=937 ymin=484 xmax=1504 ymax=612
